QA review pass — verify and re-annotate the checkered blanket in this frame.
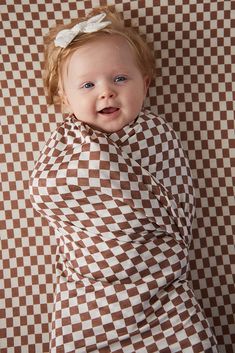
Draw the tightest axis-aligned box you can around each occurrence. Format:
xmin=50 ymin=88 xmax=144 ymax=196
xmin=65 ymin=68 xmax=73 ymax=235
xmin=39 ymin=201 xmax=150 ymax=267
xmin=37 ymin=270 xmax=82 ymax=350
xmin=30 ymin=110 xmax=217 ymax=352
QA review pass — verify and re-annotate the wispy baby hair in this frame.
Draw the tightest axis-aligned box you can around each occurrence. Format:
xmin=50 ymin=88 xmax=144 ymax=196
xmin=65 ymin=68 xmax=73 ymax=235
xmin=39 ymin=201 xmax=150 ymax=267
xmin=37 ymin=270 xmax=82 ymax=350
xmin=43 ymin=6 xmax=156 ymax=105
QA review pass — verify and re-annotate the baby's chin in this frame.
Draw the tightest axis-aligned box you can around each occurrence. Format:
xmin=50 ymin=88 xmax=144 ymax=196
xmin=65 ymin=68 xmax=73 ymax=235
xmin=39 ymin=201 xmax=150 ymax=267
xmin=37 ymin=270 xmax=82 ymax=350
xmin=97 ymin=118 xmax=138 ymax=134
xmin=74 ymin=114 xmax=137 ymax=134
xmin=85 ymin=121 xmax=128 ymax=134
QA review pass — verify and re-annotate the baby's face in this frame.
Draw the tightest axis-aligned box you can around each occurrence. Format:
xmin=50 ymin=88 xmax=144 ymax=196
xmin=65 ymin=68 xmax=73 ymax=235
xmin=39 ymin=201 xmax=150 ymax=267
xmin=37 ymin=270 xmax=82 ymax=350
xmin=60 ymin=35 xmax=149 ymax=133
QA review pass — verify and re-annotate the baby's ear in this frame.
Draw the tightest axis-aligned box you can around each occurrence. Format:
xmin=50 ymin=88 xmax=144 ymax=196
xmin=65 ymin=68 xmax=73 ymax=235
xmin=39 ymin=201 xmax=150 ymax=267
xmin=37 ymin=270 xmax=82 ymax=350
xmin=58 ymin=75 xmax=70 ymax=104
xmin=144 ymin=76 xmax=150 ymax=95
xmin=58 ymin=89 xmax=67 ymax=104
xmin=58 ymin=89 xmax=72 ymax=114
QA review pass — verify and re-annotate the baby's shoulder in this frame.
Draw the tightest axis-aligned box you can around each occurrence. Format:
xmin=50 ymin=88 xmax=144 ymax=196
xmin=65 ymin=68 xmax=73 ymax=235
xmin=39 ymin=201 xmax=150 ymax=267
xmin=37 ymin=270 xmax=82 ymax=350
xmin=139 ymin=109 xmax=179 ymax=143
xmin=47 ymin=115 xmax=114 ymax=159
xmin=49 ymin=115 xmax=102 ymax=149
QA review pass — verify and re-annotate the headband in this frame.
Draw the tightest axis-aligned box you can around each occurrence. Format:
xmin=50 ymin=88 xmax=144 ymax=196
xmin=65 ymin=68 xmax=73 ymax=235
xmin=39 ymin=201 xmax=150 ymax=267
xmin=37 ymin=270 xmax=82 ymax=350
xmin=54 ymin=13 xmax=111 ymax=48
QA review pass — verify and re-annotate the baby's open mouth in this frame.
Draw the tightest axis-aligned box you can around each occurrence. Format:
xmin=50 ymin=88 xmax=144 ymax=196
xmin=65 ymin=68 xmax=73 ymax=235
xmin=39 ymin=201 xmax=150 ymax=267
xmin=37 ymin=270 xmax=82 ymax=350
xmin=99 ymin=107 xmax=119 ymax=114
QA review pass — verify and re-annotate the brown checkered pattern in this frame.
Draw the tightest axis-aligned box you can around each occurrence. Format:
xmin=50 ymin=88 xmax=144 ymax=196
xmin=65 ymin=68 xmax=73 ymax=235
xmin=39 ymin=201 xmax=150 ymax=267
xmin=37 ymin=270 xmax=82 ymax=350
xmin=29 ymin=110 xmax=217 ymax=352
xmin=1 ymin=1 xmax=234 ymax=353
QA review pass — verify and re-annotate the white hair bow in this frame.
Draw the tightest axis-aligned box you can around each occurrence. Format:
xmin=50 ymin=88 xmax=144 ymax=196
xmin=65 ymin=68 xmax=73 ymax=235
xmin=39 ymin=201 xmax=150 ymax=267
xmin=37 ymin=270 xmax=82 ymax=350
xmin=54 ymin=13 xmax=111 ymax=48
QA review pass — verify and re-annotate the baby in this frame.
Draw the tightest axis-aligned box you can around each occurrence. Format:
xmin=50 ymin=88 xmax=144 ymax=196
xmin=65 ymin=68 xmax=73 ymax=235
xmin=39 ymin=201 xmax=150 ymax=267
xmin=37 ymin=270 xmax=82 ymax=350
xmin=44 ymin=9 xmax=155 ymax=133
xmin=30 ymin=6 xmax=218 ymax=353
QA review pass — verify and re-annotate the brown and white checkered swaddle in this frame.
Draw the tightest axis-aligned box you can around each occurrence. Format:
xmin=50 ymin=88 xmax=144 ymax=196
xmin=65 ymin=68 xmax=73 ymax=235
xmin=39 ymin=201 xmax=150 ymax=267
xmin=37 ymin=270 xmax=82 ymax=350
xmin=30 ymin=110 xmax=217 ymax=352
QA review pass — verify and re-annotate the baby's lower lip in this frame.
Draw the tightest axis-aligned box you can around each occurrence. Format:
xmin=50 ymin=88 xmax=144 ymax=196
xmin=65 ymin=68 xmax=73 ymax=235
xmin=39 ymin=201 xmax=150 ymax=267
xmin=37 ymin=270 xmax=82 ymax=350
xmin=98 ymin=107 xmax=120 ymax=118
xmin=99 ymin=107 xmax=119 ymax=114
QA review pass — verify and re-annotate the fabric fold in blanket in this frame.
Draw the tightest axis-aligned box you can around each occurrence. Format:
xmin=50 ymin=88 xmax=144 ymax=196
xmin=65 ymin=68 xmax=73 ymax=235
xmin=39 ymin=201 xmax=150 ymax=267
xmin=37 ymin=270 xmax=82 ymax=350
xmin=30 ymin=110 xmax=218 ymax=352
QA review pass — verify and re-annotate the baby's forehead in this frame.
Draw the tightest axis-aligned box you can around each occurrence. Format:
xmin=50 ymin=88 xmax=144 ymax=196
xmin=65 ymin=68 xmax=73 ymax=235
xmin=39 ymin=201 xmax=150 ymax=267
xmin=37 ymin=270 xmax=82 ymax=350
xmin=63 ymin=35 xmax=137 ymax=73
xmin=70 ymin=34 xmax=133 ymax=58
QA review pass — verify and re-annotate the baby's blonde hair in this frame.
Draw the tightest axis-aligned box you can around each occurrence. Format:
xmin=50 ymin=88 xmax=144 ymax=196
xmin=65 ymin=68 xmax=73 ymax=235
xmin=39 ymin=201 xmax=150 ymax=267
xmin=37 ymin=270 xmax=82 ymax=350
xmin=44 ymin=6 xmax=155 ymax=105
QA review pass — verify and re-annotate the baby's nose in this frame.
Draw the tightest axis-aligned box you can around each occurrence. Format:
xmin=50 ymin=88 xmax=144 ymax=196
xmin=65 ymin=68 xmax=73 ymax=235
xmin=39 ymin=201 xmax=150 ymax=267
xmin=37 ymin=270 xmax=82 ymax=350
xmin=99 ymin=86 xmax=116 ymax=99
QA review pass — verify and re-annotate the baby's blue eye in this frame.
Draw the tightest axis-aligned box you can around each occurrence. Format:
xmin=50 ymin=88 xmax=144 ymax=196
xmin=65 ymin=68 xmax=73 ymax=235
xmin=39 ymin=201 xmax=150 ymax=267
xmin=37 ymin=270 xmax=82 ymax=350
xmin=82 ymin=82 xmax=94 ymax=89
xmin=115 ymin=76 xmax=127 ymax=83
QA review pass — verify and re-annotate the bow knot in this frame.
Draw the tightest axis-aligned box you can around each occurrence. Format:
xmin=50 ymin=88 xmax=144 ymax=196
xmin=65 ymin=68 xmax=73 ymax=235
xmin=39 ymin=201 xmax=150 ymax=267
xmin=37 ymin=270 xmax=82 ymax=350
xmin=54 ymin=13 xmax=111 ymax=48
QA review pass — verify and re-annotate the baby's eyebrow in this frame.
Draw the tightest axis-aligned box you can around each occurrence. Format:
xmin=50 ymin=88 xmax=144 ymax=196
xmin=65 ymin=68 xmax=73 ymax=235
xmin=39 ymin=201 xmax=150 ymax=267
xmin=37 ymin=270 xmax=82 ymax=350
xmin=72 ymin=74 xmax=91 ymax=80
xmin=68 ymin=69 xmax=131 ymax=84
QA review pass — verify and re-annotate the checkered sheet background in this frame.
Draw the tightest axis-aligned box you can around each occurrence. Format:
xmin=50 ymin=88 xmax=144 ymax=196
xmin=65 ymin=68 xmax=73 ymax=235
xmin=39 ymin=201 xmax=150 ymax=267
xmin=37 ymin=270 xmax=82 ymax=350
xmin=0 ymin=0 xmax=234 ymax=352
